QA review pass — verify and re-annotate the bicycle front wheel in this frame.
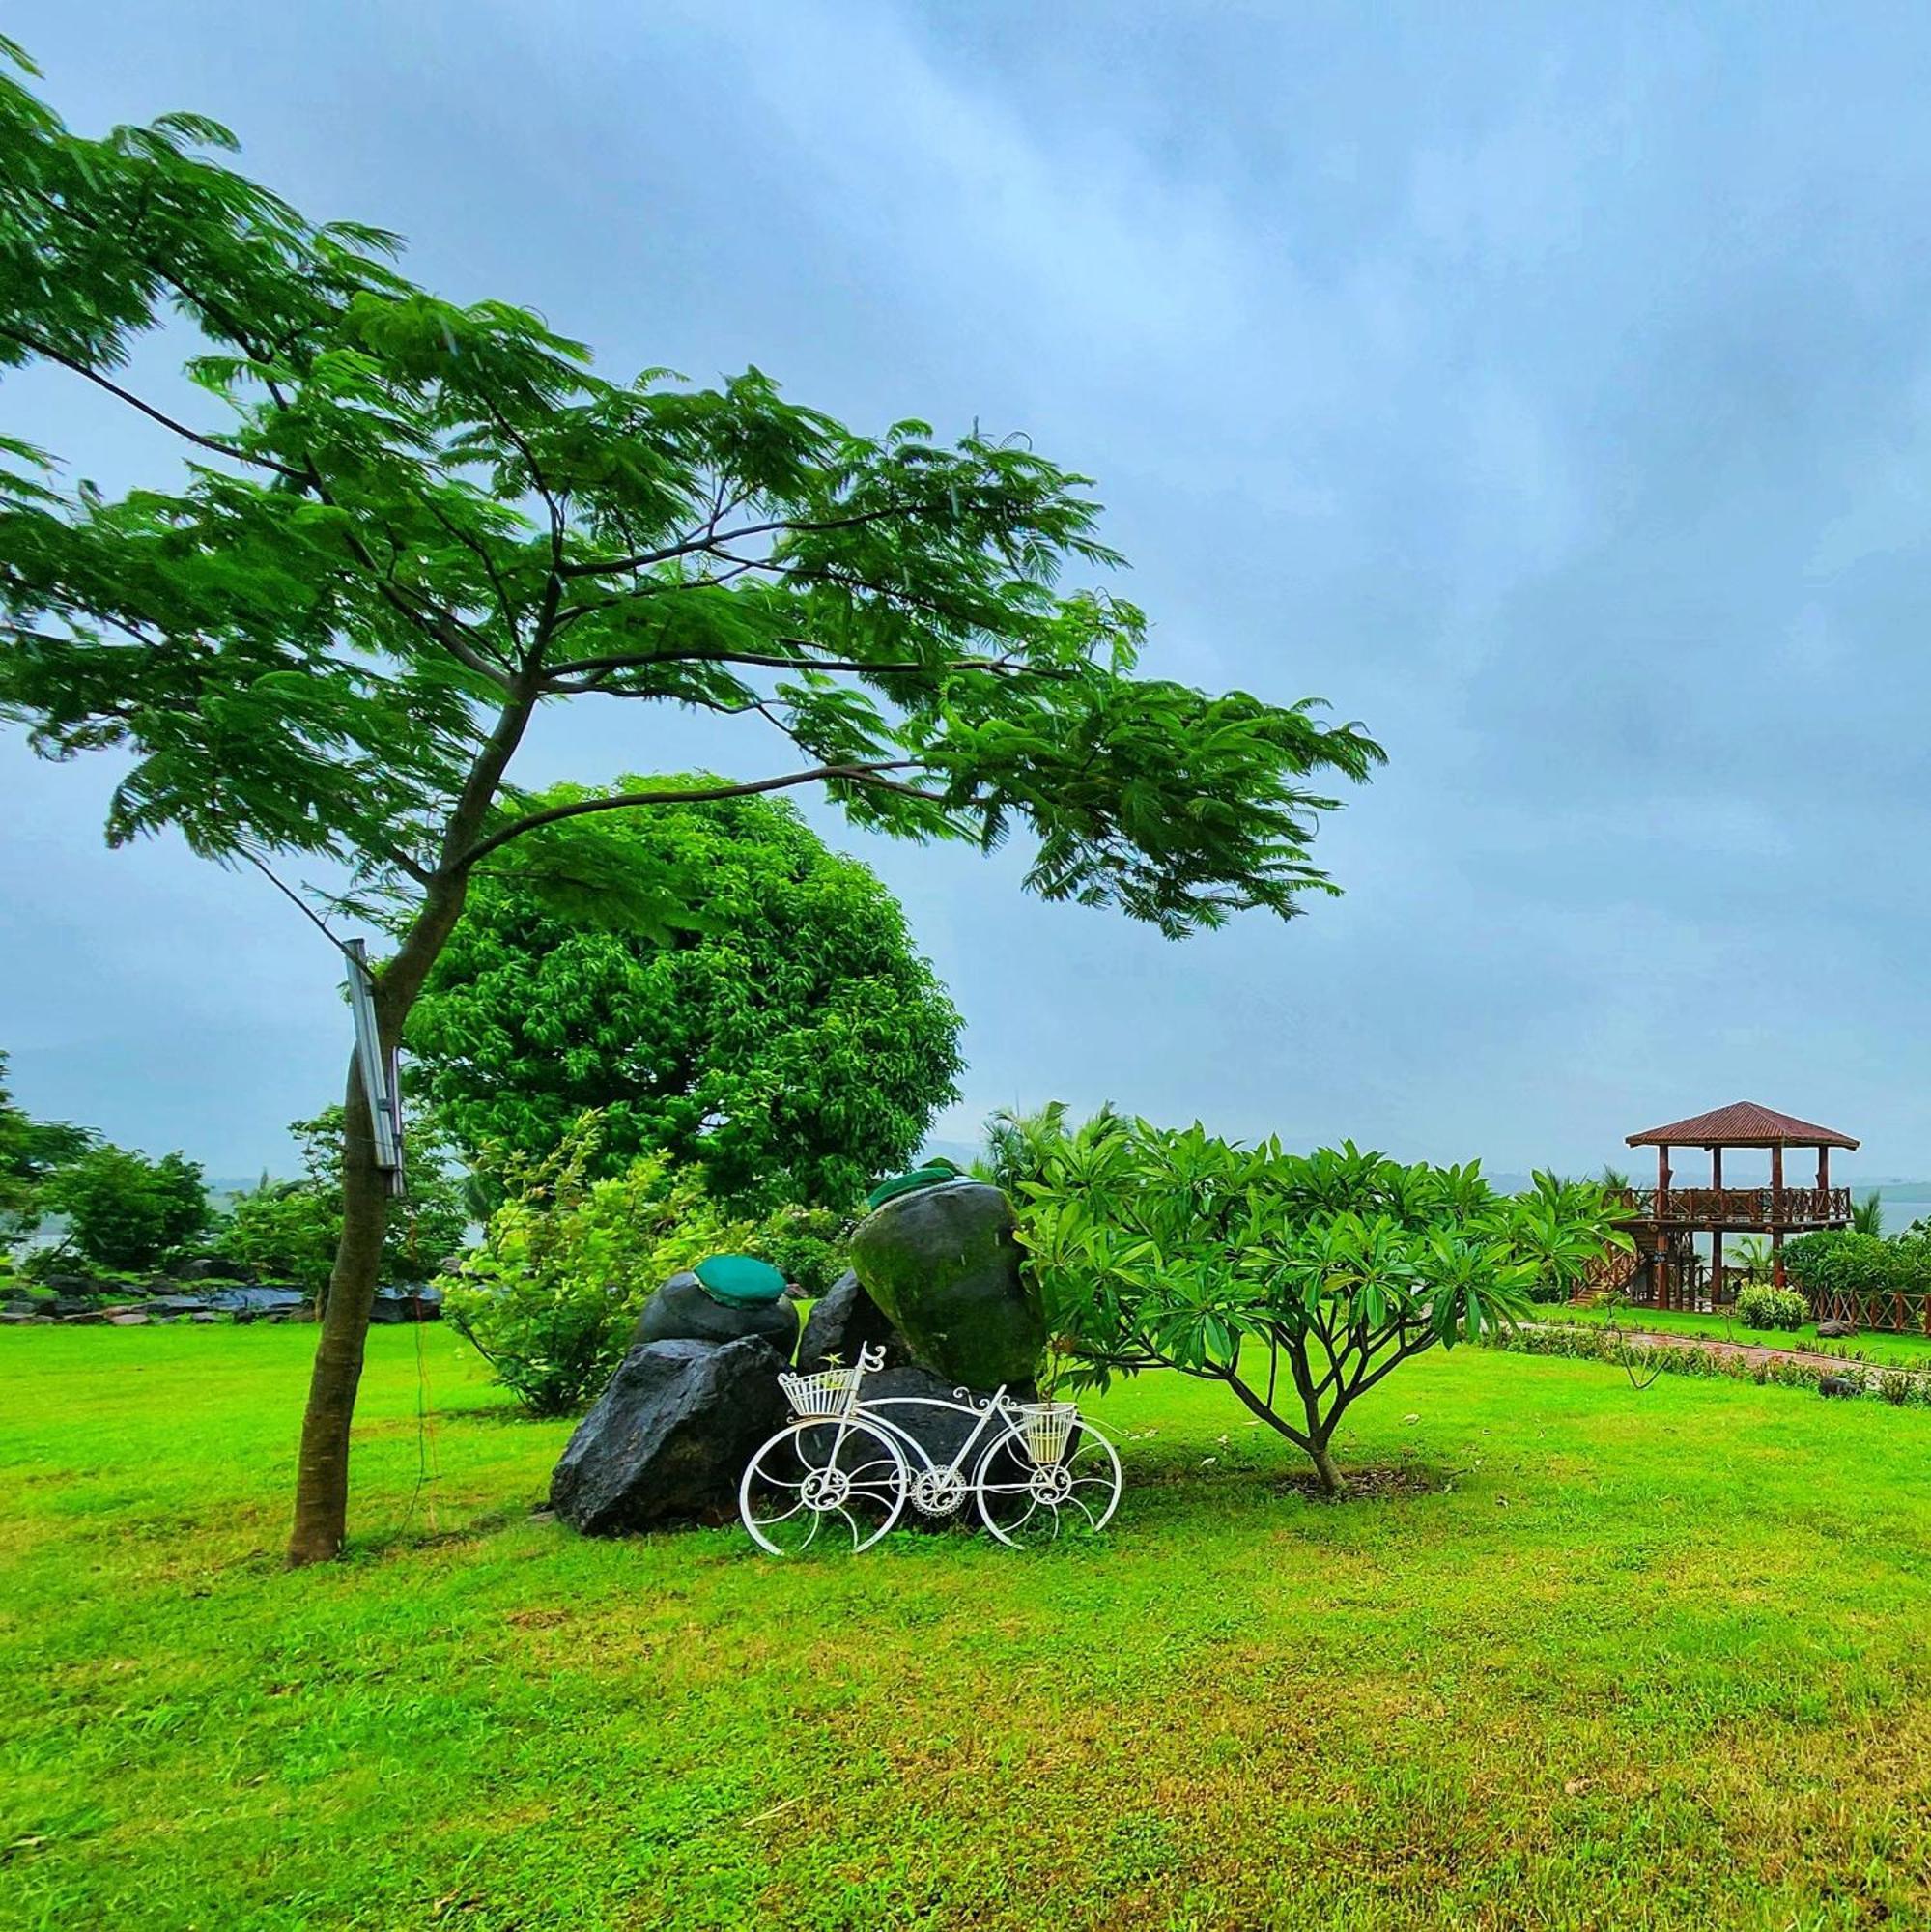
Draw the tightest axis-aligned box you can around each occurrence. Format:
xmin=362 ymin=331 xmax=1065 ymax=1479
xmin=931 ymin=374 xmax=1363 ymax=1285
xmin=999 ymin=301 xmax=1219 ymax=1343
xmin=974 ymin=1418 xmax=1122 ymax=1548
xmin=740 ymin=1417 xmax=908 ymax=1556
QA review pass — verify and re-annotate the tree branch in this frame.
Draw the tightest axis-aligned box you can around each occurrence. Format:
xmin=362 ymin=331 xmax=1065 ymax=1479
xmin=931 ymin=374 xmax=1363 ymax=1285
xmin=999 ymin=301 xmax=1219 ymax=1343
xmin=455 ymin=760 xmax=942 ymax=869
xmin=0 ymin=326 xmax=306 ymax=482
xmin=553 ymin=498 xmax=944 ymax=580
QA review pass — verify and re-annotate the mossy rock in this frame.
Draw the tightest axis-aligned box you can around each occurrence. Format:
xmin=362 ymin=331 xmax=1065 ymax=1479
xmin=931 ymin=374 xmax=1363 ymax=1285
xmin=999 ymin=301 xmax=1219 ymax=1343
xmin=849 ymin=1179 xmax=1043 ymax=1389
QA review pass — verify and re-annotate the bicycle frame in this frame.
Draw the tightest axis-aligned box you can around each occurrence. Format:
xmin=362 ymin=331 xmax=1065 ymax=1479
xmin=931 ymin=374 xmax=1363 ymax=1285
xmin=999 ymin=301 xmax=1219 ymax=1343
xmin=860 ymin=1385 xmax=1016 ymax=1482
xmin=798 ymin=1342 xmax=1013 ymax=1483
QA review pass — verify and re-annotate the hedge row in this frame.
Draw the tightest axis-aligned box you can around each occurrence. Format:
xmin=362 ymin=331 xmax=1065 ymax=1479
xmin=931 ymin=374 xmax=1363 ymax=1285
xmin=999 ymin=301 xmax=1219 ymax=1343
xmin=1490 ymin=1321 xmax=1931 ymax=1406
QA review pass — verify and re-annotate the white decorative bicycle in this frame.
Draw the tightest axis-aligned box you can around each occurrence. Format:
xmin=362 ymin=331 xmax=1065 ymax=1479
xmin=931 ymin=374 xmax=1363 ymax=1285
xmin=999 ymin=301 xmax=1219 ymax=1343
xmin=738 ymin=1343 xmax=1123 ymax=1554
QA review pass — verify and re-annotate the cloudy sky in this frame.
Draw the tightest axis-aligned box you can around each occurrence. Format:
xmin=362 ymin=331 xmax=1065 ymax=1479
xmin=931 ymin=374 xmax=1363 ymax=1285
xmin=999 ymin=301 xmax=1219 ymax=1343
xmin=5 ymin=1 xmax=1930 ymax=1181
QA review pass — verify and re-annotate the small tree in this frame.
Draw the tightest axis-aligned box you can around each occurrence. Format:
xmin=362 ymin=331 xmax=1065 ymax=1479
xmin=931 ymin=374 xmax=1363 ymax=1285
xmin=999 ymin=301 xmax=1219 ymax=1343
xmin=0 ymin=56 xmax=1380 ymax=1562
xmin=215 ymin=1108 xmax=469 ymax=1300
xmin=41 ymin=1145 xmax=209 ymax=1272
xmin=1019 ymin=1124 xmax=1629 ymax=1493
xmin=406 ymin=781 xmax=963 ymax=1208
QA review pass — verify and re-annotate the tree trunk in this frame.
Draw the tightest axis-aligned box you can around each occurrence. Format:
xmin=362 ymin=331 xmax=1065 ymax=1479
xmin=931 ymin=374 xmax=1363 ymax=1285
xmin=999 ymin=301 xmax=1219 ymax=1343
xmin=282 ymin=879 xmax=475 ymax=1566
xmin=1307 ymin=1437 xmax=1345 ymax=1496
xmin=286 ymin=1051 xmax=390 ymax=1565
xmin=281 ymin=680 xmax=543 ymax=1566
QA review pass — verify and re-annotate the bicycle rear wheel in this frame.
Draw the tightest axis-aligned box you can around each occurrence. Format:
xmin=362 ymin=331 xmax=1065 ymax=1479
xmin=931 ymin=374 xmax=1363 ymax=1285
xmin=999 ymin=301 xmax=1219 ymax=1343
xmin=974 ymin=1418 xmax=1122 ymax=1548
xmin=740 ymin=1417 xmax=907 ymax=1556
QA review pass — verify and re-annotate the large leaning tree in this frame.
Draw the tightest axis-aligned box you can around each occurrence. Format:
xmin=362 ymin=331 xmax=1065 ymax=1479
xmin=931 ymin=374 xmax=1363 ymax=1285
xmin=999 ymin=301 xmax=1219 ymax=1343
xmin=0 ymin=48 xmax=1383 ymax=1565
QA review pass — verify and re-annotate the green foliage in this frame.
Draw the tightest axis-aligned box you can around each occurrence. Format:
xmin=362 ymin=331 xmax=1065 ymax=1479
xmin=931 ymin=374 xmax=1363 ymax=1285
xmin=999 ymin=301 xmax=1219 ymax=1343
xmin=1016 ymin=1122 xmax=1630 ymax=1489
xmin=1851 ymin=1192 xmax=1886 ymax=1236
xmin=213 ymin=1110 xmax=469 ymax=1295
xmin=1782 ymin=1229 xmax=1931 ymax=1302
xmin=40 ymin=1145 xmax=209 ymax=1270
xmin=0 ymin=52 xmax=1379 ymax=938
xmin=1734 ymin=1283 xmax=1807 ymax=1331
xmin=969 ymin=1098 xmax=1125 ymax=1199
xmin=441 ymin=1117 xmax=842 ymax=1415
xmin=407 ymin=784 xmax=963 ymax=1209
xmin=0 ymin=1049 xmax=94 ymax=1226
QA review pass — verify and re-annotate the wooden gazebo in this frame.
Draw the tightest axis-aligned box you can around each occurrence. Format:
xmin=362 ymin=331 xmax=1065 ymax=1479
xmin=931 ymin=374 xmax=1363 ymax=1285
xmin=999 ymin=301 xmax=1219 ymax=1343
xmin=1621 ymin=1100 xmax=1858 ymax=1306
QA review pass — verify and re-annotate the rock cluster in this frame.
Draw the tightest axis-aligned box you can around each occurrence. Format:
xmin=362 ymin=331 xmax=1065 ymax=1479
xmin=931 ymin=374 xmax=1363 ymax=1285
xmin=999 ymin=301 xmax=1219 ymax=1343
xmin=551 ymin=1259 xmax=804 ymax=1533
xmin=0 ymin=1266 xmax=441 ymax=1326
xmin=551 ymin=1176 xmax=1048 ymax=1539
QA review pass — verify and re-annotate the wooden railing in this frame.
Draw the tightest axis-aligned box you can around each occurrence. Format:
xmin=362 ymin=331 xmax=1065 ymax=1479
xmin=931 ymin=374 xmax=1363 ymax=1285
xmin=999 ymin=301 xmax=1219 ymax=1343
xmin=1809 ymin=1286 xmax=1931 ymax=1336
xmin=1620 ymin=1186 xmax=1851 ymax=1228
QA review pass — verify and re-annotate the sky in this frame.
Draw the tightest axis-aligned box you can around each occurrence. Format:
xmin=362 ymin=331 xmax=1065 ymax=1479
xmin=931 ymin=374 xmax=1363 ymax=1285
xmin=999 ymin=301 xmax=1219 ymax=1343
xmin=4 ymin=1 xmax=1931 ymax=1182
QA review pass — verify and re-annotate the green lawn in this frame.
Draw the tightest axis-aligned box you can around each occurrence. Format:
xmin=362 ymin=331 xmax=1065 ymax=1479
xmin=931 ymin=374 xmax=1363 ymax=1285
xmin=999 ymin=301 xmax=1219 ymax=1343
xmin=4 ymin=1327 xmax=1931 ymax=1930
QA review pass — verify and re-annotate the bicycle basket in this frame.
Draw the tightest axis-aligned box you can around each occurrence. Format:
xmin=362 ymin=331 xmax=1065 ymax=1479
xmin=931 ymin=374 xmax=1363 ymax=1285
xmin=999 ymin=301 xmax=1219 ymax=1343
xmin=1017 ymin=1400 xmax=1078 ymax=1465
xmin=778 ymin=1366 xmax=860 ymax=1420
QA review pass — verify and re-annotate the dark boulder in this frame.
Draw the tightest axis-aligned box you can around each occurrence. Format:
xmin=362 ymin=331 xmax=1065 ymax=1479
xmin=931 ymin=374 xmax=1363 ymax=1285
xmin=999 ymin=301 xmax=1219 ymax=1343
xmin=1818 ymin=1373 xmax=1865 ymax=1399
xmin=634 ymin=1270 xmax=798 ymax=1354
xmin=145 ymin=1294 xmax=213 ymax=1317
xmin=43 ymin=1274 xmax=104 ymax=1298
xmin=206 ymin=1286 xmax=309 ymax=1318
xmin=1816 ymin=1319 xmax=1859 ymax=1340
xmin=370 ymin=1285 xmax=443 ymax=1324
xmin=796 ymin=1270 xmax=907 ymax=1372
xmin=850 ymin=1179 xmax=1044 ymax=1389
xmin=178 ymin=1257 xmax=255 ymax=1283
xmin=550 ymin=1336 xmax=790 ymax=1535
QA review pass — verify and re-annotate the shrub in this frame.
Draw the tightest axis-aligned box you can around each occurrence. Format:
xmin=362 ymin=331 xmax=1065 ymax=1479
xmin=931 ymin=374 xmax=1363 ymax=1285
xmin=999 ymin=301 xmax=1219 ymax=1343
xmin=441 ymin=1117 xmax=847 ymax=1416
xmin=40 ymin=1145 xmax=209 ymax=1271
xmin=214 ymin=1109 xmax=469 ymax=1299
xmin=1018 ymin=1124 xmax=1628 ymax=1493
xmin=1735 ymin=1283 xmax=1807 ymax=1331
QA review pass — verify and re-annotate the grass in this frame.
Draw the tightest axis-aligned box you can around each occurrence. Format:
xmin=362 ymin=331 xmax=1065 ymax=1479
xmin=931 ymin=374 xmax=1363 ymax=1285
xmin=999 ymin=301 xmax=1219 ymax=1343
xmin=1556 ymin=1299 xmax=1931 ymax=1367
xmin=4 ymin=1327 xmax=1931 ymax=1929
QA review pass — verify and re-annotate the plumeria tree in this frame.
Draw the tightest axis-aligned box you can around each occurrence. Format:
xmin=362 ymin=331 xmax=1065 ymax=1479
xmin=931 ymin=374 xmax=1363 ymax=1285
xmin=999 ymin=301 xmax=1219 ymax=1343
xmin=0 ymin=48 xmax=1382 ymax=1563
xmin=1018 ymin=1124 xmax=1628 ymax=1492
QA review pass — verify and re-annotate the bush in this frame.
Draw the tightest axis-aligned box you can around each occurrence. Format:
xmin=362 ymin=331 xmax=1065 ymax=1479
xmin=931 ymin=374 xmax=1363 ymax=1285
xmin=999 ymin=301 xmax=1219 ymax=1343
xmin=214 ymin=1109 xmax=469 ymax=1298
xmin=1734 ymin=1283 xmax=1807 ymax=1331
xmin=1018 ymin=1125 xmax=1628 ymax=1492
xmin=40 ymin=1145 xmax=209 ymax=1271
xmin=441 ymin=1118 xmax=847 ymax=1416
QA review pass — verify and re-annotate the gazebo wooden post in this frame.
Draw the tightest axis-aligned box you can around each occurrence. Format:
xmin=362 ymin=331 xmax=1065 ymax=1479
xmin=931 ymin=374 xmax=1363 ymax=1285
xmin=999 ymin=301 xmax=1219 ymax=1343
xmin=1770 ymin=1144 xmax=1786 ymax=1287
xmin=1656 ymin=1143 xmax=1671 ymax=1308
xmin=1818 ymin=1145 xmax=1830 ymax=1191
xmin=1710 ymin=1146 xmax=1724 ymax=1304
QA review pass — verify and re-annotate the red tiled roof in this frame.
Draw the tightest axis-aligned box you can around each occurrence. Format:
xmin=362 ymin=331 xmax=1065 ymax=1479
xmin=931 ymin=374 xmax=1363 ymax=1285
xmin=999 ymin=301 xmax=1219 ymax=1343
xmin=1626 ymin=1101 xmax=1859 ymax=1150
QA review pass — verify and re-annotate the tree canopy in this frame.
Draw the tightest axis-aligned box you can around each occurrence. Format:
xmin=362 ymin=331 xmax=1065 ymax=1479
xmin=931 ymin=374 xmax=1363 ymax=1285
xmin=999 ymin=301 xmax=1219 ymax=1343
xmin=406 ymin=781 xmax=963 ymax=1209
xmin=0 ymin=43 xmax=1382 ymax=1562
xmin=1017 ymin=1124 xmax=1628 ymax=1492
xmin=41 ymin=1143 xmax=210 ymax=1272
